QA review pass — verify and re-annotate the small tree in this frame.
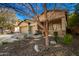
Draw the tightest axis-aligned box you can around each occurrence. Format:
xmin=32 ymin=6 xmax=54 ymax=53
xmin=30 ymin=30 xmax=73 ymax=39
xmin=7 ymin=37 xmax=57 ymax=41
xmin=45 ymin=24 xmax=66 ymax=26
xmin=68 ymin=13 xmax=79 ymax=28
xmin=0 ymin=16 xmax=15 ymax=34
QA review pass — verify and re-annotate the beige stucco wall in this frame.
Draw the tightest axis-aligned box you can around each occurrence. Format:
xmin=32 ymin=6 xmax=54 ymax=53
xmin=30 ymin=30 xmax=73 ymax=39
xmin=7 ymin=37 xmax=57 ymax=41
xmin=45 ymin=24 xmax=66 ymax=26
xmin=48 ymin=17 xmax=67 ymax=37
xmin=20 ymin=26 xmax=29 ymax=34
xmin=49 ymin=23 xmax=62 ymax=35
xmin=30 ymin=22 xmax=38 ymax=34
xmin=39 ymin=11 xmax=66 ymax=22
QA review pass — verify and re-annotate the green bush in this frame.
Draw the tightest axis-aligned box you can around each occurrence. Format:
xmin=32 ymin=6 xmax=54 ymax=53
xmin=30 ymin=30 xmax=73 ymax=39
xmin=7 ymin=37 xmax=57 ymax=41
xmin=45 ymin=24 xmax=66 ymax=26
xmin=63 ymin=34 xmax=73 ymax=45
xmin=2 ymin=42 xmax=9 ymax=45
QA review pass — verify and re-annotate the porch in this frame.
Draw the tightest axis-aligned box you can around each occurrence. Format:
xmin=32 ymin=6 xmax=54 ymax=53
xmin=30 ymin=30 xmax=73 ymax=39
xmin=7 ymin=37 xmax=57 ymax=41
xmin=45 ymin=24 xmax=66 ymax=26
xmin=39 ymin=17 xmax=67 ymax=37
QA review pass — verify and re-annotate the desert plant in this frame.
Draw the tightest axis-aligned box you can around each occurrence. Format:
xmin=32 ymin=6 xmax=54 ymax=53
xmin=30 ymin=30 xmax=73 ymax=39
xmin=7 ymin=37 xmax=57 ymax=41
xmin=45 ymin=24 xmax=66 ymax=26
xmin=63 ymin=34 xmax=73 ymax=45
xmin=2 ymin=41 xmax=9 ymax=45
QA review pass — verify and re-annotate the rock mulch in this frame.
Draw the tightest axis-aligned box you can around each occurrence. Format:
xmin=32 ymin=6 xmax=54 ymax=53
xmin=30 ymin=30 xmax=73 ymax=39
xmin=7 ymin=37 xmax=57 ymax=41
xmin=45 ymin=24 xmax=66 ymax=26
xmin=0 ymin=37 xmax=76 ymax=56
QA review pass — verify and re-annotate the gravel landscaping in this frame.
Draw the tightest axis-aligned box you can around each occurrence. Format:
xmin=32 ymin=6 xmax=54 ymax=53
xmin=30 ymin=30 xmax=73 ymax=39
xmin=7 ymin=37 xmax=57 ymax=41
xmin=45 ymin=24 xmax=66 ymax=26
xmin=0 ymin=35 xmax=77 ymax=56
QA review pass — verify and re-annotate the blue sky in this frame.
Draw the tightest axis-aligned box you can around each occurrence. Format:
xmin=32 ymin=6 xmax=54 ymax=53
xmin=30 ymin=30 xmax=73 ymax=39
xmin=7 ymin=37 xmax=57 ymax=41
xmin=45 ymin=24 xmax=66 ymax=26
xmin=15 ymin=3 xmax=76 ymax=20
xmin=16 ymin=13 xmax=27 ymax=20
xmin=0 ymin=3 xmax=76 ymax=20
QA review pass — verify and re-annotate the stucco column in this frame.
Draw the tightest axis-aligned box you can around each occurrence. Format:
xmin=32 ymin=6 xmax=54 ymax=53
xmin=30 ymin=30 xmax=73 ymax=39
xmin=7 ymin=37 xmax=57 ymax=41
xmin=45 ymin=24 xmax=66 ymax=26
xmin=31 ymin=22 xmax=38 ymax=34
xmin=61 ymin=17 xmax=67 ymax=36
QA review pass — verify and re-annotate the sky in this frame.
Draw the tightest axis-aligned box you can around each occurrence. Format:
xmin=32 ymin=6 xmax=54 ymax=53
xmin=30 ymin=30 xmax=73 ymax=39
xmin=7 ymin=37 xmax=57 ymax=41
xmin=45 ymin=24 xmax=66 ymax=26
xmin=0 ymin=3 xmax=77 ymax=20
xmin=16 ymin=13 xmax=27 ymax=20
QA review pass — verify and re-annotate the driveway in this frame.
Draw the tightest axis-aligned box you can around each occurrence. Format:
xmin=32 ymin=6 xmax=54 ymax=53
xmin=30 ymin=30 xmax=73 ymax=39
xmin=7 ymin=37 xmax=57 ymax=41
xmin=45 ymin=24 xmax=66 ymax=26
xmin=0 ymin=34 xmax=19 ymax=43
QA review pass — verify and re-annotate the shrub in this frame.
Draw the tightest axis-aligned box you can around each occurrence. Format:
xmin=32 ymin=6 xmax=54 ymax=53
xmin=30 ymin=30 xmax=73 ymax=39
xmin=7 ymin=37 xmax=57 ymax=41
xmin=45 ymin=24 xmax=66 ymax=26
xmin=63 ymin=34 xmax=73 ymax=45
xmin=2 ymin=41 xmax=10 ymax=45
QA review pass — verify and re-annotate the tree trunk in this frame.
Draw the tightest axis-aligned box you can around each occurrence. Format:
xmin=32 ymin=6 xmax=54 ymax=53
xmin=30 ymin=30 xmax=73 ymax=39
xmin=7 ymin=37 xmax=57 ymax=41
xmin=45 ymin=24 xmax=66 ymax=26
xmin=44 ymin=20 xmax=49 ymax=47
xmin=45 ymin=30 xmax=49 ymax=47
xmin=28 ymin=3 xmax=49 ymax=47
xmin=37 ymin=15 xmax=49 ymax=47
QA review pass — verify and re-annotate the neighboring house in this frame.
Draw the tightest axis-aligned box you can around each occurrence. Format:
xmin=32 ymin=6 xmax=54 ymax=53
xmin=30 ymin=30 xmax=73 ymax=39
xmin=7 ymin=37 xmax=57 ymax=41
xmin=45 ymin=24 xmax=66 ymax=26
xmin=14 ymin=19 xmax=38 ymax=34
xmin=32 ymin=10 xmax=67 ymax=37
xmin=19 ymin=21 xmax=29 ymax=33
xmin=14 ymin=20 xmax=32 ymax=34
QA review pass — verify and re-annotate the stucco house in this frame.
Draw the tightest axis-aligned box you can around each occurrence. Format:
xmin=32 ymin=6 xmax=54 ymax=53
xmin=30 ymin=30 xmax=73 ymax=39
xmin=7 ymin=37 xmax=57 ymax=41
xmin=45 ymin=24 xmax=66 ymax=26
xmin=14 ymin=20 xmax=32 ymax=34
xmin=32 ymin=10 xmax=67 ymax=37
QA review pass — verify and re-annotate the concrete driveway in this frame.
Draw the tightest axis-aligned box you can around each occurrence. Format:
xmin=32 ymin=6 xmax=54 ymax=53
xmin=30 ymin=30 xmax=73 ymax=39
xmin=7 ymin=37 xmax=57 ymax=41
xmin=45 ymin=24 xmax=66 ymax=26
xmin=0 ymin=34 xmax=19 ymax=43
